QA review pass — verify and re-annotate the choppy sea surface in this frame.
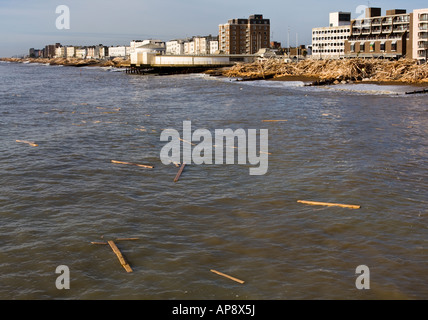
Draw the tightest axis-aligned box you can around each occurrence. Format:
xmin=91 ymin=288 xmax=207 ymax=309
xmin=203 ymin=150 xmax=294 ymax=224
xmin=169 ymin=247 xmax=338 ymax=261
xmin=0 ymin=61 xmax=427 ymax=300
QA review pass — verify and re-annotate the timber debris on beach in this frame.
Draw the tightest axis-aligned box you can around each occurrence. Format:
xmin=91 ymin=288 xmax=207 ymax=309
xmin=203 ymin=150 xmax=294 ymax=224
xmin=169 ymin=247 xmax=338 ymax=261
xmin=0 ymin=57 xmax=130 ymax=68
xmin=222 ymin=58 xmax=428 ymax=84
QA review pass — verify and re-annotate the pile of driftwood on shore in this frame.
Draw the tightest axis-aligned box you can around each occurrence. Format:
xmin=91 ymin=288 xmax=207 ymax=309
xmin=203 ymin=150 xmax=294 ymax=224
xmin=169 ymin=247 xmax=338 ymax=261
xmin=223 ymin=58 xmax=428 ymax=84
xmin=0 ymin=57 xmax=130 ymax=68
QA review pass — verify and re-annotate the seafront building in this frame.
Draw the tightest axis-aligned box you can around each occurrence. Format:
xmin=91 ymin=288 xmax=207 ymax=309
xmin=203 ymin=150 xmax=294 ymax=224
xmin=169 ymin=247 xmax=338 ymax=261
xmin=167 ymin=36 xmax=219 ymax=55
xmin=412 ymin=8 xmax=428 ymax=62
xmin=108 ymin=46 xmax=131 ymax=58
xmin=166 ymin=39 xmax=187 ymax=55
xmin=130 ymin=40 xmax=164 ymax=53
xmin=219 ymin=14 xmax=271 ymax=54
xmin=344 ymin=7 xmax=428 ymax=61
xmin=312 ymin=12 xmax=352 ymax=59
xmin=27 ymin=8 xmax=427 ymax=63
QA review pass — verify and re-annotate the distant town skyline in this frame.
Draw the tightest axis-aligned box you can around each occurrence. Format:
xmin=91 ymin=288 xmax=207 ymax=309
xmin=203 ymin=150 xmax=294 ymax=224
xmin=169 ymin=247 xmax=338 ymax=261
xmin=1 ymin=0 xmax=427 ymax=57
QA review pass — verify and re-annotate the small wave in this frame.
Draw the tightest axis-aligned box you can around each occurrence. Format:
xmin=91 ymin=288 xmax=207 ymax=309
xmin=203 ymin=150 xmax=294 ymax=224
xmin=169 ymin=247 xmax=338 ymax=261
xmin=319 ymin=83 xmax=414 ymax=96
xmin=220 ymin=78 xmax=306 ymax=88
xmin=224 ymin=78 xmax=420 ymax=96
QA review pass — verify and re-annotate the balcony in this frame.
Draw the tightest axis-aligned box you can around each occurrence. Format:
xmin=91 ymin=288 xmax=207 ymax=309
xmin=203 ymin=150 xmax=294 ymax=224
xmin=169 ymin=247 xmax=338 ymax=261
xmin=419 ymin=32 xmax=428 ymax=39
xmin=393 ymin=25 xmax=409 ymax=32
xmin=419 ymin=23 xmax=428 ymax=31
xmin=352 ymin=27 xmax=362 ymax=34
xmin=418 ymin=14 xmax=428 ymax=21
xmin=418 ymin=41 xmax=428 ymax=48
xmin=418 ymin=50 xmax=427 ymax=58
xmin=394 ymin=15 xmax=410 ymax=23
xmin=383 ymin=17 xmax=393 ymax=24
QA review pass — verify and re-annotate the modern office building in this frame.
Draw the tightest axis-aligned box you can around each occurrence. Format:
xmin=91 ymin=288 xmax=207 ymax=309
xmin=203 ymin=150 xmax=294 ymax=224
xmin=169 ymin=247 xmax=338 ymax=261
xmin=219 ymin=14 xmax=270 ymax=54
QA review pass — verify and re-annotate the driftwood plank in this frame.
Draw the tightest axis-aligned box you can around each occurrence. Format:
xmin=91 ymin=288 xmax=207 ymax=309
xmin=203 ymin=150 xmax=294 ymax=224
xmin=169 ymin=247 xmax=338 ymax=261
xmin=174 ymin=163 xmax=186 ymax=182
xmin=297 ymin=200 xmax=361 ymax=209
xmin=16 ymin=140 xmax=38 ymax=147
xmin=210 ymin=269 xmax=245 ymax=284
xmin=108 ymin=240 xmax=133 ymax=273
xmin=111 ymin=160 xmax=153 ymax=169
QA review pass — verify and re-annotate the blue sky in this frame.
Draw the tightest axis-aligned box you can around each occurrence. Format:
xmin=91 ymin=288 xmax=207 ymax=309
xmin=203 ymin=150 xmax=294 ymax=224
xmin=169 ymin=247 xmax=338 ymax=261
xmin=0 ymin=0 xmax=427 ymax=57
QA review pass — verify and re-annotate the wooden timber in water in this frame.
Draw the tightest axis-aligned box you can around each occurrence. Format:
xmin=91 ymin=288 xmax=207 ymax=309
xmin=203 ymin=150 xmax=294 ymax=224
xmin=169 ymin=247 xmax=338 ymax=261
xmin=297 ymin=200 xmax=361 ymax=209
xmin=108 ymin=241 xmax=133 ymax=273
xmin=405 ymin=88 xmax=428 ymax=95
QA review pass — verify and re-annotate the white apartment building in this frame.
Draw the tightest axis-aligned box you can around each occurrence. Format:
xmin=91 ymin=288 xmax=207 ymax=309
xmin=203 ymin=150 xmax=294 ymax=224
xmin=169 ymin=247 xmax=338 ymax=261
xmin=193 ymin=36 xmax=218 ymax=54
xmin=66 ymin=46 xmax=75 ymax=58
xmin=413 ymin=8 xmax=428 ymax=62
xmin=168 ymin=36 xmax=219 ymax=55
xmin=210 ymin=40 xmax=219 ymax=54
xmin=75 ymin=48 xmax=87 ymax=59
xmin=108 ymin=46 xmax=130 ymax=58
xmin=166 ymin=40 xmax=186 ymax=55
xmin=130 ymin=40 xmax=165 ymax=55
xmin=312 ymin=12 xmax=351 ymax=59
xmin=184 ymin=41 xmax=195 ymax=54
xmin=55 ymin=46 xmax=65 ymax=58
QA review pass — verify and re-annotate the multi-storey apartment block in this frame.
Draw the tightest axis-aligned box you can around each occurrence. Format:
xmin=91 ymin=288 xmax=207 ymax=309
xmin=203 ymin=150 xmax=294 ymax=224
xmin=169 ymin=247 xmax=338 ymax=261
xmin=312 ymin=12 xmax=351 ymax=59
xmin=413 ymin=8 xmax=428 ymax=62
xmin=344 ymin=7 xmax=428 ymax=61
xmin=219 ymin=14 xmax=270 ymax=54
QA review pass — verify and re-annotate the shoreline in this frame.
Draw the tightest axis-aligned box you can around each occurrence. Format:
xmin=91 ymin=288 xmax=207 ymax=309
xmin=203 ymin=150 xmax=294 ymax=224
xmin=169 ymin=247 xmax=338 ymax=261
xmin=2 ymin=56 xmax=428 ymax=89
xmin=0 ymin=57 xmax=130 ymax=68
xmin=268 ymin=75 xmax=428 ymax=87
xmin=221 ymin=58 xmax=428 ymax=86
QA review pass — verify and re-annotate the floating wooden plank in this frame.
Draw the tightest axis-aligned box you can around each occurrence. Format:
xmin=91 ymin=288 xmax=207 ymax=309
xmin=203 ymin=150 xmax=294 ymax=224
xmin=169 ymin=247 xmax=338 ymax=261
xmin=91 ymin=238 xmax=139 ymax=245
xmin=111 ymin=160 xmax=153 ymax=169
xmin=174 ymin=163 xmax=186 ymax=182
xmin=213 ymin=144 xmax=272 ymax=155
xmin=405 ymin=89 xmax=428 ymax=95
xmin=115 ymin=238 xmax=139 ymax=241
xmin=108 ymin=240 xmax=133 ymax=273
xmin=297 ymin=200 xmax=361 ymax=209
xmin=16 ymin=140 xmax=38 ymax=147
xmin=172 ymin=161 xmax=181 ymax=168
xmin=179 ymin=138 xmax=196 ymax=146
xmin=210 ymin=269 xmax=245 ymax=284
